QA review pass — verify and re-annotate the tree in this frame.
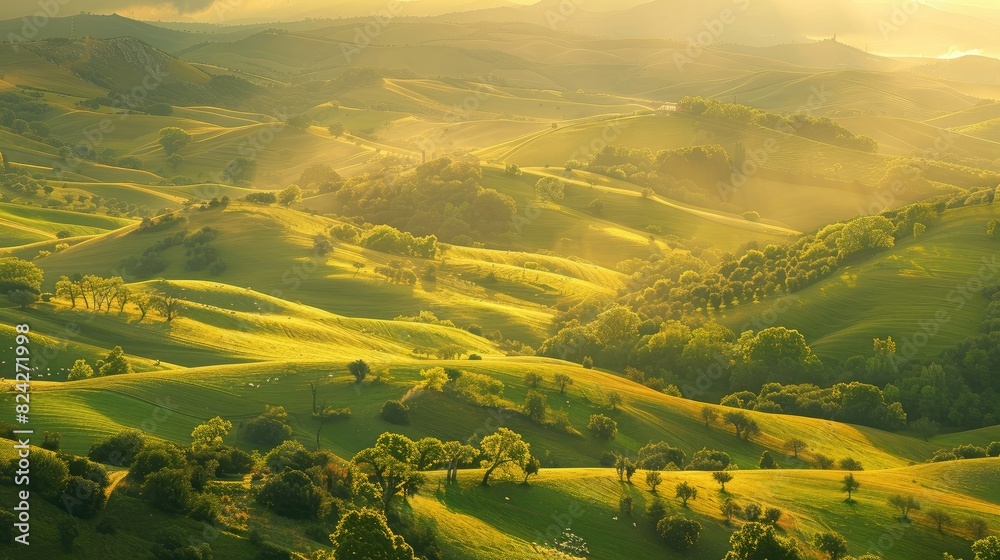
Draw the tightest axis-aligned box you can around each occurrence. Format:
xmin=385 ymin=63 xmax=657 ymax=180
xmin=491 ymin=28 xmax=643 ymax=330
xmin=441 ymin=441 xmax=477 ymax=483
xmin=836 ymin=215 xmax=895 ymax=259
xmin=191 ymin=417 xmax=232 ymax=449
xmin=278 ymin=184 xmax=303 ymax=206
xmin=720 ymin=497 xmax=742 ymax=525
xmin=21 ymin=451 xmax=68 ymax=499
xmin=534 ymin=176 xmax=565 ymax=202
xmin=582 ymin=356 xmax=594 ymax=369
xmin=7 ymin=289 xmax=38 ymax=309
xmin=838 ymin=457 xmax=864 ymax=471
xmin=158 ymin=127 xmax=191 ymax=156
xmin=244 ymin=405 xmax=294 ymax=447
xmin=479 ymin=427 xmax=530 ymax=486
xmin=743 ymin=503 xmax=763 ymax=522
xmin=523 ymin=372 xmax=543 ymax=388
xmin=759 ymin=451 xmax=778 ymax=469
xmin=675 ymin=481 xmax=697 ymax=506
xmin=972 ymin=536 xmax=1000 ymax=560
xmin=66 ymin=359 xmax=93 ymax=381
xmin=349 ymin=359 xmax=371 ymax=383
xmin=888 ymin=494 xmax=920 ymax=520
xmin=331 ymin=507 xmax=416 ymax=560
xmin=156 ymin=295 xmax=181 ymax=322
xmin=42 ymin=431 xmax=61 ymax=451
xmin=911 ymin=417 xmax=940 ymax=441
xmin=763 ymin=507 xmax=783 ymax=525
xmin=97 ymin=346 xmax=133 ymax=376
xmin=141 ymin=468 xmax=192 ymax=513
xmin=0 ymin=257 xmax=43 ymax=294
xmin=713 ymin=470 xmax=733 ymax=492
xmin=784 ymin=437 xmax=807 ymax=458
xmin=554 ymin=373 xmax=573 ymax=394
xmin=328 ymin=123 xmax=345 ymax=137
xmin=701 ymin=405 xmax=719 ymax=427
xmin=690 ymin=448 xmax=732 ymax=470
xmin=841 ymin=473 xmax=860 ymax=501
xmin=222 ymin=156 xmax=257 ymax=183
xmin=380 ymin=400 xmax=410 ymax=425
xmin=813 ymin=531 xmax=849 ymax=560
xmin=723 ymin=522 xmax=802 ymax=560
xmin=724 ymin=411 xmax=761 ymax=440
xmin=57 ymin=517 xmax=79 ymax=553
xmin=587 ymin=414 xmax=618 ymax=440
xmin=521 ymin=455 xmax=540 ymax=484
xmin=658 ymin=515 xmax=702 ymax=551
xmin=968 ymin=517 xmax=989 ymax=539
xmin=913 ymin=222 xmax=926 ymax=238
xmin=606 ymin=391 xmax=625 ymax=411
xmin=522 ymin=391 xmax=547 ymax=423
xmin=63 ymin=476 xmax=106 ymax=518
xmin=646 ymin=470 xmax=662 ymax=492
xmin=129 ymin=443 xmax=187 ymax=482
xmin=256 ymin=469 xmax=323 ymax=519
xmin=613 ymin=453 xmax=633 ymax=482
xmin=353 ymin=433 xmax=422 ymax=510
xmin=88 ymin=428 xmax=147 ymax=466
xmin=928 ymin=509 xmax=952 ymax=533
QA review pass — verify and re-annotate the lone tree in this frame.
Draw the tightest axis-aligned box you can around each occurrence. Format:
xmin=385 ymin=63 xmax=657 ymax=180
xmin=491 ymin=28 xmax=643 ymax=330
xmin=157 ymin=295 xmax=181 ymax=322
xmin=713 ymin=471 xmax=733 ymax=492
xmin=784 ymin=437 xmax=807 ymax=458
xmin=521 ymin=456 xmax=540 ymax=484
xmin=158 ymin=127 xmax=191 ymax=156
xmin=522 ymin=391 xmax=547 ymax=423
xmin=910 ymin=417 xmax=940 ymax=441
xmin=675 ymin=481 xmax=697 ymax=507
xmin=588 ymin=414 xmax=618 ymax=440
xmin=812 ymin=531 xmax=849 ymax=560
xmin=534 ymin=176 xmax=565 ymax=202
xmin=479 ymin=427 xmax=530 ymax=486
xmin=278 ymin=184 xmax=303 ymax=206
xmin=554 ymin=373 xmax=573 ymax=394
xmin=888 ymin=494 xmax=920 ymax=520
xmin=658 ymin=515 xmax=702 ymax=551
xmin=967 ymin=517 xmax=989 ymax=539
xmin=724 ymin=411 xmax=761 ymax=441
xmin=720 ymin=497 xmax=741 ymax=525
xmin=701 ymin=405 xmax=719 ymax=427
xmin=758 ymin=451 xmax=778 ymax=469
xmin=349 ymin=359 xmax=371 ymax=383
xmin=928 ymin=509 xmax=952 ymax=533
xmin=841 ymin=473 xmax=860 ymax=502
xmin=646 ymin=470 xmax=662 ymax=493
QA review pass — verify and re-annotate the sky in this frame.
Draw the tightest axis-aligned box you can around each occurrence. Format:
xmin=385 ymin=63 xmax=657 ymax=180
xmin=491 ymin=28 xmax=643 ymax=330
xmin=1 ymin=0 xmax=995 ymax=28
xmin=2 ymin=0 xmax=541 ymax=22
xmin=6 ymin=0 xmax=648 ymax=23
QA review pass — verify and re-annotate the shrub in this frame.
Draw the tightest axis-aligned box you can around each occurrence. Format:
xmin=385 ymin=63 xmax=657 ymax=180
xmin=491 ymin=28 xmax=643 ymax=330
xmin=380 ymin=400 xmax=410 ymax=425
xmin=658 ymin=515 xmax=702 ymax=550
xmin=587 ymin=414 xmax=618 ymax=440
xmin=256 ymin=469 xmax=323 ymax=519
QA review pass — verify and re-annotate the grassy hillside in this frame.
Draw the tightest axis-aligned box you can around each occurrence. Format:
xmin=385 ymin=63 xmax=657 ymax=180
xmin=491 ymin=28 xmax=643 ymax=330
xmin=717 ymin=204 xmax=1000 ymax=360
